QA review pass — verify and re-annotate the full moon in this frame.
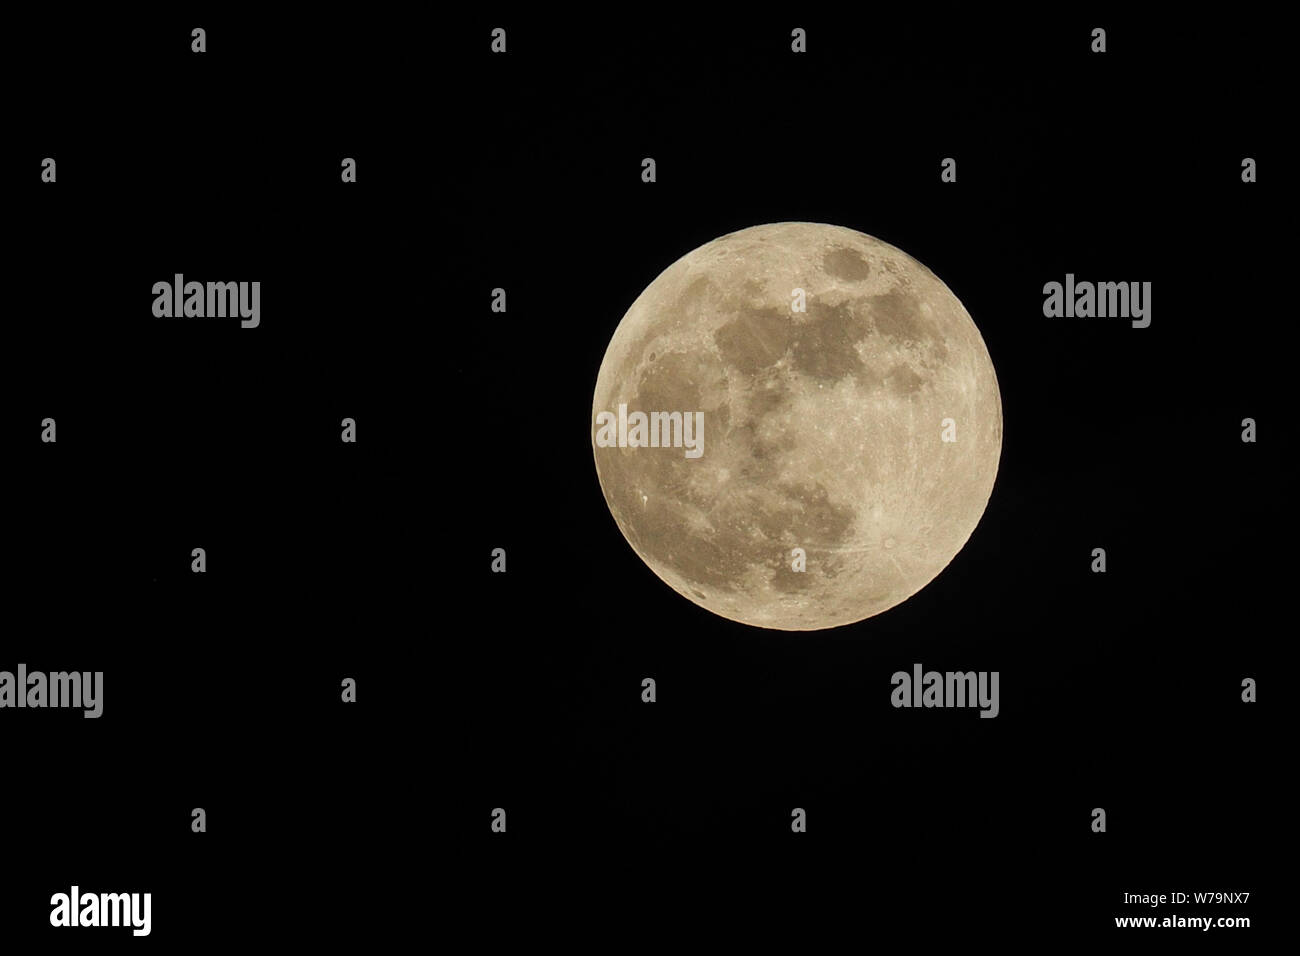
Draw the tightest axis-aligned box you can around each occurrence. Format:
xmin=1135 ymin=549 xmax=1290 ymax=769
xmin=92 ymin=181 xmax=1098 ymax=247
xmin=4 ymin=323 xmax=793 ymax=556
xmin=591 ymin=222 xmax=1002 ymax=630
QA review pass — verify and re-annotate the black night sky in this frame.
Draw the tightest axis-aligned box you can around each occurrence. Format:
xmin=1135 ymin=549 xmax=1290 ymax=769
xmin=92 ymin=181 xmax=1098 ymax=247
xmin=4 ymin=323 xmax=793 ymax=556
xmin=3 ymin=8 xmax=1282 ymax=947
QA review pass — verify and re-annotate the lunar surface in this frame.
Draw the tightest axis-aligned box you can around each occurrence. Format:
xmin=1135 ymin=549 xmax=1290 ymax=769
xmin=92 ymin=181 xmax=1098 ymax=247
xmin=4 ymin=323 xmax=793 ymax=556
xmin=591 ymin=222 xmax=1002 ymax=630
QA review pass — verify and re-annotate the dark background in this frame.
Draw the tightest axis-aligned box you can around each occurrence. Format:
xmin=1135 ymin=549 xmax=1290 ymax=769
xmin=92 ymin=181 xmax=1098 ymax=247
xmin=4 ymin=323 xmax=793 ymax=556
xmin=5 ymin=8 xmax=1282 ymax=947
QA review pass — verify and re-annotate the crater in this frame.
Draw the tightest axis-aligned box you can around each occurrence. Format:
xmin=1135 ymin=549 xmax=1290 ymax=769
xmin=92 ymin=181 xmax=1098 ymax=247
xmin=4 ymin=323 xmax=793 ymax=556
xmin=887 ymin=364 xmax=925 ymax=395
xmin=776 ymin=481 xmax=855 ymax=546
xmin=714 ymin=306 xmax=792 ymax=374
xmin=824 ymin=246 xmax=873 ymax=281
xmin=677 ymin=275 xmax=714 ymax=315
xmin=791 ymin=301 xmax=872 ymax=381
xmin=870 ymin=289 xmax=928 ymax=343
xmin=771 ymin=560 xmax=816 ymax=594
xmin=744 ymin=370 xmax=793 ymax=417
xmin=629 ymin=512 xmax=743 ymax=593
xmin=635 ymin=350 xmax=709 ymax=412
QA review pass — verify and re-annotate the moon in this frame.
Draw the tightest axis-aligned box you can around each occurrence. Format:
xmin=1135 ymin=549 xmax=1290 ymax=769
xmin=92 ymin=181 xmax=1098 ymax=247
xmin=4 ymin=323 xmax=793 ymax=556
xmin=591 ymin=222 xmax=1002 ymax=631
